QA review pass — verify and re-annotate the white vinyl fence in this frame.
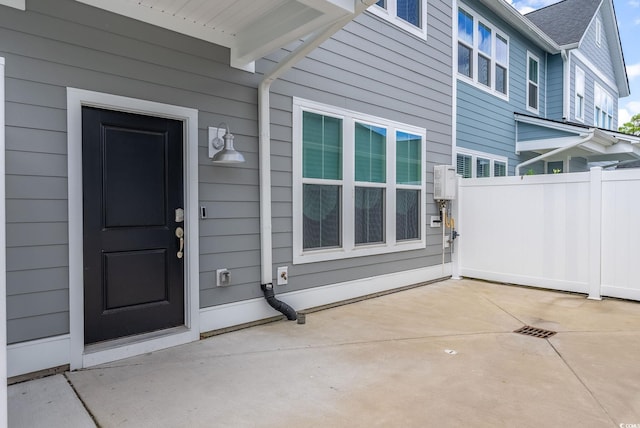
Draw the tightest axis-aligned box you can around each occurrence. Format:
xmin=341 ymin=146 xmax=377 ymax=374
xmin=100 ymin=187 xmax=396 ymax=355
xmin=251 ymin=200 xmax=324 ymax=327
xmin=457 ymin=167 xmax=640 ymax=301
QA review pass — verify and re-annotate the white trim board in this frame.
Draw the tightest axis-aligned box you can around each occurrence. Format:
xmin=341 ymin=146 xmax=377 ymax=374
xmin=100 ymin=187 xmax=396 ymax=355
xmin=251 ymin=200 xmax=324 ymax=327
xmin=1 ymin=55 xmax=8 ymax=426
xmin=7 ymin=335 xmax=70 ymax=378
xmin=66 ymin=88 xmax=200 ymax=370
xmin=200 ymin=264 xmax=452 ymax=332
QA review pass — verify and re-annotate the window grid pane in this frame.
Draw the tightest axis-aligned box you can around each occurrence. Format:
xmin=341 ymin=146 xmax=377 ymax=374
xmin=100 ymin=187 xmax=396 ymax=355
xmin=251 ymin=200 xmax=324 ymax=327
xmin=494 ymin=161 xmax=506 ymax=177
xmin=458 ymin=8 xmax=473 ymax=45
xmin=477 ymin=158 xmax=490 ymax=178
xmin=355 ymin=123 xmax=386 ymax=183
xmin=458 ymin=43 xmax=472 ymax=78
xmin=396 ymin=189 xmax=420 ymax=240
xmin=355 ymin=187 xmax=385 ymax=245
xmin=528 ymin=83 xmax=538 ymax=110
xmin=495 ymin=65 xmax=507 ymax=94
xmin=457 ymin=154 xmax=472 ymax=178
xmin=302 ymin=111 xmax=342 ymax=180
xmin=303 ymin=184 xmax=341 ymax=249
xmin=529 ymin=58 xmax=538 ymax=84
xmin=397 ymin=0 xmax=420 ymax=27
xmin=478 ymin=23 xmax=491 ymax=55
xmin=478 ymin=55 xmax=490 ymax=87
xmin=396 ymin=131 xmax=422 ymax=185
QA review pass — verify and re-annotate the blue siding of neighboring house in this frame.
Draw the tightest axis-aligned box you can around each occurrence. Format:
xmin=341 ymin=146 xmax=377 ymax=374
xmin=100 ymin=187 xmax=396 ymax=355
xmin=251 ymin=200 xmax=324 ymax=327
xmin=570 ymin=7 xmax=620 ymax=129
xmin=581 ymin=8 xmax=616 ymax=86
xmin=456 ymin=1 xmax=548 ymax=175
xmin=546 ymin=53 xmax=564 ymax=121
xmin=516 ymin=122 xmax=576 ymax=141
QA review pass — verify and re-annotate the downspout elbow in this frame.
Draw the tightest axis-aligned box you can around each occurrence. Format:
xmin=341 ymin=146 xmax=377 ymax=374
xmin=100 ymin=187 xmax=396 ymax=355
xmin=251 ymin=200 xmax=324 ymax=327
xmin=261 ymin=283 xmax=297 ymax=321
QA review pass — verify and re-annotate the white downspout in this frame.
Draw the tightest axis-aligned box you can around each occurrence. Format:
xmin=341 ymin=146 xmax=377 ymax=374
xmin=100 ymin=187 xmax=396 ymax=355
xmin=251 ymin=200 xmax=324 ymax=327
xmin=258 ymin=0 xmax=378 ymax=286
xmin=515 ymin=131 xmax=595 ymax=175
xmin=561 ymin=49 xmax=570 ymax=120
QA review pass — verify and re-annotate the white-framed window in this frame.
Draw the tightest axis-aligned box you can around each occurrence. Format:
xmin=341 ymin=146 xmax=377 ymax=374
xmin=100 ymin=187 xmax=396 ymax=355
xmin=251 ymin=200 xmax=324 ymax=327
xmin=457 ymin=5 xmax=509 ymax=99
xmin=594 ymin=83 xmax=613 ymax=129
xmin=370 ymin=0 xmax=427 ymax=39
xmin=526 ymin=52 xmax=540 ymax=113
xmin=293 ymin=98 xmax=426 ymax=264
xmin=546 ymin=160 xmax=564 ymax=174
xmin=595 ymin=18 xmax=602 ymax=47
xmin=575 ymin=66 xmax=585 ymax=122
xmin=456 ymin=149 xmax=508 ymax=178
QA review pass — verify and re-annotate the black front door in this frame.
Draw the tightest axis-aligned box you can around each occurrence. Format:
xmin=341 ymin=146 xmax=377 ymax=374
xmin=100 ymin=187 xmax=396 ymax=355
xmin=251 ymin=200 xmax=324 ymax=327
xmin=82 ymin=107 xmax=184 ymax=345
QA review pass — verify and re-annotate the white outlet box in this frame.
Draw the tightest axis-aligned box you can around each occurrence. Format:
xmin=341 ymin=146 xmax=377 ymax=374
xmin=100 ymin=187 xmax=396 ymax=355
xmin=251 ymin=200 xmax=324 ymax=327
xmin=216 ymin=268 xmax=230 ymax=286
xmin=430 ymin=215 xmax=442 ymax=228
xmin=277 ymin=266 xmax=288 ymax=285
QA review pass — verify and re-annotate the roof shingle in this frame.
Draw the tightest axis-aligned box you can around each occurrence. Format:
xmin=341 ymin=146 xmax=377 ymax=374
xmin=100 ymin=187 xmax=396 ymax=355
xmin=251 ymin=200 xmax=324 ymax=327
xmin=525 ymin=0 xmax=601 ymax=46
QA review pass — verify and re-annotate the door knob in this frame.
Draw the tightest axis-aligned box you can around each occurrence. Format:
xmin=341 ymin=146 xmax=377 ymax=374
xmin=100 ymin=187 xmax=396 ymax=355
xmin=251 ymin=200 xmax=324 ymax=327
xmin=175 ymin=227 xmax=184 ymax=259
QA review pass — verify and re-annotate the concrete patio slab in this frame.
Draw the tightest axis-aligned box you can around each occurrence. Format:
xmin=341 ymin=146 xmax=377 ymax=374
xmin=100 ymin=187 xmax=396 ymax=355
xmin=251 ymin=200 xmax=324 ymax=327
xmin=8 ymin=374 xmax=96 ymax=428
xmin=9 ymin=279 xmax=640 ymax=427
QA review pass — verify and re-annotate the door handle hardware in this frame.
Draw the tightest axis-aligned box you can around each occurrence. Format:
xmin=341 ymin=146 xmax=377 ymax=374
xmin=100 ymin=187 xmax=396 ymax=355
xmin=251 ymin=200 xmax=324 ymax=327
xmin=175 ymin=227 xmax=184 ymax=259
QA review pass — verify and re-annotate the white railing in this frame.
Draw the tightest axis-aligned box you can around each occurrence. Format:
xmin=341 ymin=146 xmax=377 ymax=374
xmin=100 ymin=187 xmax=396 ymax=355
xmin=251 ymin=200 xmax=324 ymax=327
xmin=457 ymin=167 xmax=640 ymax=301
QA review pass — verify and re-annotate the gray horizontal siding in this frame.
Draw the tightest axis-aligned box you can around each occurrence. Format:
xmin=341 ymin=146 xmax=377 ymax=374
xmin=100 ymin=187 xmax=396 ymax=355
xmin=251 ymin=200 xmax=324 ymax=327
xmin=229 ymin=2 xmax=455 ymax=298
xmin=2 ymin=0 xmax=265 ymax=343
xmin=2 ymin=0 xmax=455 ymax=342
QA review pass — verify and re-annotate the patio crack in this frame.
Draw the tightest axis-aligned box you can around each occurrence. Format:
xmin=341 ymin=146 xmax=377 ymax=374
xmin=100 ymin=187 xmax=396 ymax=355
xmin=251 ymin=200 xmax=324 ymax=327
xmin=476 ymin=293 xmax=528 ymax=327
xmin=64 ymin=372 xmax=102 ymax=428
xmin=547 ymin=341 xmax=617 ymax=427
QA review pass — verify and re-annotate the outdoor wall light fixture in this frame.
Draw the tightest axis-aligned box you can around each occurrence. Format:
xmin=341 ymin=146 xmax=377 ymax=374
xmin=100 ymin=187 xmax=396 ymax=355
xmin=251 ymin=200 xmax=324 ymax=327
xmin=208 ymin=123 xmax=245 ymax=164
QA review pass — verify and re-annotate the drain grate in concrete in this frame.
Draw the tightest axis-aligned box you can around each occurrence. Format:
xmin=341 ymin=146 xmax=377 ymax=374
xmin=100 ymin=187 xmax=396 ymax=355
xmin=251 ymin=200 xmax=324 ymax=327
xmin=513 ymin=325 xmax=557 ymax=339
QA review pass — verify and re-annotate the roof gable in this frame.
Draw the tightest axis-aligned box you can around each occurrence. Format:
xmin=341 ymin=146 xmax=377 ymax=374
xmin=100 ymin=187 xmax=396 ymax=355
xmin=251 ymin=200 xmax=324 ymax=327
xmin=526 ymin=0 xmax=629 ymax=97
xmin=525 ymin=0 xmax=601 ymax=46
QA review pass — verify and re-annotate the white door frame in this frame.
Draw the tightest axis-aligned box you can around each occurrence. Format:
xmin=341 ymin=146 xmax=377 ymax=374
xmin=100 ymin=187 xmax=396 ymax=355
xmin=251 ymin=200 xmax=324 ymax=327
xmin=66 ymin=88 xmax=200 ymax=369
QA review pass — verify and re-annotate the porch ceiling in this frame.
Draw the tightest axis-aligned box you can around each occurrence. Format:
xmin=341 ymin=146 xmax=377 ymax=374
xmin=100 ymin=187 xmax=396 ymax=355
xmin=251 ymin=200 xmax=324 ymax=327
xmin=75 ymin=0 xmax=358 ymax=69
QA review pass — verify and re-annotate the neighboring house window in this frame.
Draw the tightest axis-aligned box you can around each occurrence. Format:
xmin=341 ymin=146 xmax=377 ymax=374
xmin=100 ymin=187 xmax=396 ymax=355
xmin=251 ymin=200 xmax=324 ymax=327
xmin=575 ymin=66 xmax=585 ymax=122
xmin=594 ymin=83 xmax=613 ymax=129
xmin=547 ymin=161 xmax=564 ymax=174
xmin=526 ymin=52 xmax=539 ymax=113
xmin=457 ymin=6 xmax=509 ymax=98
xmin=457 ymin=153 xmax=472 ymax=178
xmin=456 ymin=150 xmax=508 ymax=178
xmin=370 ymin=0 xmax=427 ymax=38
xmin=595 ymin=18 xmax=602 ymax=47
xmin=293 ymin=98 xmax=426 ymax=264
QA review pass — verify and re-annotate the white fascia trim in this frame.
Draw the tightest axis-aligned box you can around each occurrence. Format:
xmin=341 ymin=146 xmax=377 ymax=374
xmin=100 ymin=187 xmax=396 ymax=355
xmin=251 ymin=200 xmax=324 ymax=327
xmin=571 ymin=50 xmax=618 ymax=94
xmin=0 ymin=0 xmax=25 ymax=10
xmin=200 ymin=264 xmax=452 ymax=332
xmin=514 ymin=113 xmax=592 ymax=134
xmin=66 ymin=88 xmax=200 ymax=370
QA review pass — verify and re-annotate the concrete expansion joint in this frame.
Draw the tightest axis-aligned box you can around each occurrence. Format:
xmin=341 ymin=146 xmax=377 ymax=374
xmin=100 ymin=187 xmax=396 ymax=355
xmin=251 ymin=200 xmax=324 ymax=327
xmin=64 ymin=373 xmax=100 ymax=427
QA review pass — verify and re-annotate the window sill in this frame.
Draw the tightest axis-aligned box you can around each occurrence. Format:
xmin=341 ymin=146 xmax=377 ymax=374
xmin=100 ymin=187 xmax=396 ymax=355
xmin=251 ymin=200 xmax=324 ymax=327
xmin=293 ymin=239 xmax=426 ymax=265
